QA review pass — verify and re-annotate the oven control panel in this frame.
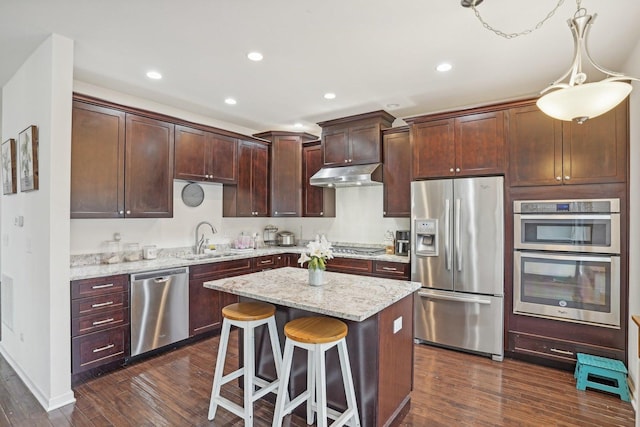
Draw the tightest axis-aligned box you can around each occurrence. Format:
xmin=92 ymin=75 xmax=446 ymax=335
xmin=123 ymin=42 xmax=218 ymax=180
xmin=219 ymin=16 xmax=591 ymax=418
xmin=514 ymin=198 xmax=619 ymax=214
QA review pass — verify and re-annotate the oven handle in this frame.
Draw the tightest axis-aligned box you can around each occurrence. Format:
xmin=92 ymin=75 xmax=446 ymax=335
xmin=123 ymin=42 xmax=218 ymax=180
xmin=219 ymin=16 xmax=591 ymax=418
xmin=517 ymin=214 xmax=614 ymax=220
xmin=516 ymin=251 xmax=617 ymax=263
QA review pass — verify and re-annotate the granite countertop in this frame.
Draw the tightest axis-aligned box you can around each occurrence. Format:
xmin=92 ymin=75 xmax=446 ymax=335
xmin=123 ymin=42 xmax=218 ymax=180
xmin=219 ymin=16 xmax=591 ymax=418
xmin=203 ymin=267 xmax=421 ymax=322
xmin=70 ymin=246 xmax=410 ymax=281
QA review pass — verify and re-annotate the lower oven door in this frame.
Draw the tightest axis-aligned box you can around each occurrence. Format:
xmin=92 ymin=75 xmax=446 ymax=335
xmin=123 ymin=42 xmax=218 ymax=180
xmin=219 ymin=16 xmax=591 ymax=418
xmin=513 ymin=251 xmax=620 ymax=328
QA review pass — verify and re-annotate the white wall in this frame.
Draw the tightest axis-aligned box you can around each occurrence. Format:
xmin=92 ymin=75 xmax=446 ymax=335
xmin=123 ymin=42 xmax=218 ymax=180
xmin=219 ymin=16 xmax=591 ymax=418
xmin=0 ymin=34 xmax=74 ymax=410
xmin=71 ymin=181 xmax=410 ymax=254
xmin=69 ymin=84 xmax=410 ymax=254
xmin=623 ymin=39 xmax=640 ymax=419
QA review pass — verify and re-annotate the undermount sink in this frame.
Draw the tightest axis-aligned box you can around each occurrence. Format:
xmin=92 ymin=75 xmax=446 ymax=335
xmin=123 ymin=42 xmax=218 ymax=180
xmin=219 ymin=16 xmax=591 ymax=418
xmin=180 ymin=253 xmax=229 ymax=261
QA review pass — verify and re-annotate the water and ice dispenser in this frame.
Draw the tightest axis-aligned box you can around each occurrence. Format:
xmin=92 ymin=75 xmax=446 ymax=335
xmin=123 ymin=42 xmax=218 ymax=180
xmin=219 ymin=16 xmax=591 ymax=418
xmin=414 ymin=219 xmax=438 ymax=256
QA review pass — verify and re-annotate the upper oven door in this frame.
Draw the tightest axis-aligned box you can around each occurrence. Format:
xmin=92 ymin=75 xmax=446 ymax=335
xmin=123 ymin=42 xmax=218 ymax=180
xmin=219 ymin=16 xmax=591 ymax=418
xmin=514 ymin=214 xmax=620 ymax=254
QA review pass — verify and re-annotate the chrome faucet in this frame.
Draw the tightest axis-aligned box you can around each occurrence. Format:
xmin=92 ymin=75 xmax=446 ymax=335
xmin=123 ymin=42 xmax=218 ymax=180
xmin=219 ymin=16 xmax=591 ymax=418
xmin=195 ymin=221 xmax=217 ymax=254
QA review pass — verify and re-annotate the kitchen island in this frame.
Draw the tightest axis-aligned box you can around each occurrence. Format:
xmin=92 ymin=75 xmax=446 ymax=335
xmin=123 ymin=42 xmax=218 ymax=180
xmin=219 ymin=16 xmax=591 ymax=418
xmin=204 ymin=267 xmax=421 ymax=427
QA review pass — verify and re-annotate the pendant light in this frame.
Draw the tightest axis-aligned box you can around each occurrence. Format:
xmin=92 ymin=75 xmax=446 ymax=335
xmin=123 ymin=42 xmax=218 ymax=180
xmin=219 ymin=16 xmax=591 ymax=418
xmin=465 ymin=0 xmax=637 ymax=124
xmin=536 ymin=5 xmax=636 ymax=123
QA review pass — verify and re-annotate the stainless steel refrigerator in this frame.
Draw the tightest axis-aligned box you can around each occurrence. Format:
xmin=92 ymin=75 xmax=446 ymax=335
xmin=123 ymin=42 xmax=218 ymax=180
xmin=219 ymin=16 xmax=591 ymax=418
xmin=411 ymin=176 xmax=504 ymax=361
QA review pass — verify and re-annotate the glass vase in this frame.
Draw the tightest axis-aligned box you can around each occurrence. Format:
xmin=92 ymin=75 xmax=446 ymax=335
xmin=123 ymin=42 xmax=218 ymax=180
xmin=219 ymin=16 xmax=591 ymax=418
xmin=308 ymin=268 xmax=324 ymax=286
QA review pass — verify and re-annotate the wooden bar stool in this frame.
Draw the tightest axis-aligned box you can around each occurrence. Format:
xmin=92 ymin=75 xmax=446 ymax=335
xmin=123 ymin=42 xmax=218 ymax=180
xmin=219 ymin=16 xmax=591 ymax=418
xmin=208 ymin=301 xmax=285 ymax=426
xmin=272 ymin=316 xmax=360 ymax=427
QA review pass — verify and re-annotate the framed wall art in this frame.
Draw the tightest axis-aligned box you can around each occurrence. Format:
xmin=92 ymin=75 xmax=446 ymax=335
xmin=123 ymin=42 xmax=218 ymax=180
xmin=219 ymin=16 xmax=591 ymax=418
xmin=2 ymin=138 xmax=17 ymax=195
xmin=18 ymin=125 xmax=38 ymax=192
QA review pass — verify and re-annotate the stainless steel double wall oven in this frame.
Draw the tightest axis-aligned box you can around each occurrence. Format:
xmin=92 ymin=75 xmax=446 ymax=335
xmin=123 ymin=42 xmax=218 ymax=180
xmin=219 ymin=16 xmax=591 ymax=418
xmin=513 ymin=199 xmax=621 ymax=328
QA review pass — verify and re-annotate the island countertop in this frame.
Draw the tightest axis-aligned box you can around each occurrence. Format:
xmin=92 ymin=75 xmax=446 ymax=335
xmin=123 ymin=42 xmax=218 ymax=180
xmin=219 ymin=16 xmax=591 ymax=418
xmin=203 ymin=266 xmax=421 ymax=322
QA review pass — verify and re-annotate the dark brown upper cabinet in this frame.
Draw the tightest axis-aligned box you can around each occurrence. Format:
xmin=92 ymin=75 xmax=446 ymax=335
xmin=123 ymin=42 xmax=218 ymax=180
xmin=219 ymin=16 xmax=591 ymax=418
xmin=71 ymin=100 xmax=174 ymax=218
xmin=174 ymin=125 xmax=238 ymax=184
xmin=253 ymin=131 xmax=317 ymax=217
xmin=318 ymin=110 xmax=395 ymax=167
xmin=223 ymin=140 xmax=269 ymax=217
xmin=408 ymin=110 xmax=505 ymax=179
xmin=509 ymin=100 xmax=628 ymax=187
xmin=302 ymin=141 xmax=335 ymax=217
xmin=382 ymin=128 xmax=410 ymax=217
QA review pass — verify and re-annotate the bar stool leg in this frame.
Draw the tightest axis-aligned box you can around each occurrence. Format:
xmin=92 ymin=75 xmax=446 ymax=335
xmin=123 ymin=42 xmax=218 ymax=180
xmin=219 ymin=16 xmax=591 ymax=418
xmin=337 ymin=339 xmax=361 ymax=427
xmin=243 ymin=320 xmax=255 ymax=426
xmin=306 ymin=347 xmax=315 ymax=425
xmin=272 ymin=339 xmax=295 ymax=427
xmin=315 ymin=344 xmax=329 ymax=427
xmin=208 ymin=319 xmax=231 ymax=420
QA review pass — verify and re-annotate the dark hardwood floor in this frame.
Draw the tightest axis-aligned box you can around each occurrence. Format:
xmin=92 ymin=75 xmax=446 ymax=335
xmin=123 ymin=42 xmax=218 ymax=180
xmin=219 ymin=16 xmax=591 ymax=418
xmin=0 ymin=331 xmax=635 ymax=426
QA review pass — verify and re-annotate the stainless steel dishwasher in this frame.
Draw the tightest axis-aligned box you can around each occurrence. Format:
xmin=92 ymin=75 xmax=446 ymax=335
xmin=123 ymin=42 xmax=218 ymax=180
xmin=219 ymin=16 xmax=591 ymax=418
xmin=130 ymin=267 xmax=189 ymax=357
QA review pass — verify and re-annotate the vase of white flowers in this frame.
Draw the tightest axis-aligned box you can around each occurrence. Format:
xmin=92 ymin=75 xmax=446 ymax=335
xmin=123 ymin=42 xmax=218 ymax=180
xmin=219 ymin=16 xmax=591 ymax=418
xmin=298 ymin=235 xmax=333 ymax=286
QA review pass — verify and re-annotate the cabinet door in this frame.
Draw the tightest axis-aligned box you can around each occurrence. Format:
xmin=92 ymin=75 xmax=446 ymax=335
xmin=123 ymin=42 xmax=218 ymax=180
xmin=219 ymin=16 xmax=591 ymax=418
xmin=455 ymin=111 xmax=505 ymax=176
xmin=125 ymin=114 xmax=175 ymax=218
xmin=210 ymin=134 xmax=238 ymax=184
xmin=236 ymin=141 xmax=254 ymax=216
xmin=174 ymin=125 xmax=208 ymax=181
xmin=383 ymin=131 xmax=410 ymax=217
xmin=562 ymin=100 xmax=628 ymax=185
xmin=271 ymin=136 xmax=302 ymax=216
xmin=322 ymin=126 xmax=349 ymax=166
xmin=411 ymin=119 xmax=455 ymax=179
xmin=508 ymin=105 xmax=563 ymax=187
xmin=252 ymin=143 xmax=269 ymax=216
xmin=303 ymin=144 xmax=335 ymax=217
xmin=349 ymin=123 xmax=381 ymax=165
xmin=189 ymin=279 xmax=222 ymax=336
xmin=71 ymin=101 xmax=125 ymax=218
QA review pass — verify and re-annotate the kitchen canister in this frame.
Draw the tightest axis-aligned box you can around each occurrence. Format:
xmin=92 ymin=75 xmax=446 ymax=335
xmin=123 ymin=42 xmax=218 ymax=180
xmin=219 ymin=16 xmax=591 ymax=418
xmin=143 ymin=245 xmax=158 ymax=260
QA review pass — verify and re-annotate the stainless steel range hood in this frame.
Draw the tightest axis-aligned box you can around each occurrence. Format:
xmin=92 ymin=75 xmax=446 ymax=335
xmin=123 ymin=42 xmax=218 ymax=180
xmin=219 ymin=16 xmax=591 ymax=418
xmin=309 ymin=163 xmax=383 ymax=187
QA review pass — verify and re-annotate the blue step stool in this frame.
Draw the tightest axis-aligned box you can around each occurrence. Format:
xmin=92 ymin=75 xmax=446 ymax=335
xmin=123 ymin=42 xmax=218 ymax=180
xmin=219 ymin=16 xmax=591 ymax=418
xmin=574 ymin=353 xmax=630 ymax=402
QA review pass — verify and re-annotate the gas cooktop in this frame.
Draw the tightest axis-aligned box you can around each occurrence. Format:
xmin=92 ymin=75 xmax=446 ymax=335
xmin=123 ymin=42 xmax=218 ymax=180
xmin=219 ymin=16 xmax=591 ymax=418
xmin=331 ymin=245 xmax=386 ymax=256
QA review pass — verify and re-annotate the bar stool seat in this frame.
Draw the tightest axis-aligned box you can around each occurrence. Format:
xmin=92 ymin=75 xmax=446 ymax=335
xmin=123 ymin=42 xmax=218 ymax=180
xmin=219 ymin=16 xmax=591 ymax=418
xmin=208 ymin=302 xmax=285 ymax=426
xmin=272 ymin=316 xmax=360 ymax=427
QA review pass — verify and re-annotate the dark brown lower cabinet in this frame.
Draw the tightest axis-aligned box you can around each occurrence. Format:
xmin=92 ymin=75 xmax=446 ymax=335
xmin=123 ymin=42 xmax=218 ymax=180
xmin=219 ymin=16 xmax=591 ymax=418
xmin=327 ymin=258 xmax=410 ymax=280
xmin=71 ymin=274 xmax=130 ymax=381
xmin=188 ymin=259 xmax=252 ymax=336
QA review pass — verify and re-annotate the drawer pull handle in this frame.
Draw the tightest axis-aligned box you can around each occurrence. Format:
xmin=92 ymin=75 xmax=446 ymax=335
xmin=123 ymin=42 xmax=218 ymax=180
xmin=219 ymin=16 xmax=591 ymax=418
xmin=91 ymin=301 xmax=114 ymax=308
xmin=550 ymin=348 xmax=574 ymax=356
xmin=92 ymin=283 xmax=114 ymax=290
xmin=260 ymin=260 xmax=271 ymax=264
xmin=382 ymin=267 xmax=398 ymax=271
xmin=92 ymin=318 xmax=115 ymax=326
xmin=92 ymin=343 xmax=115 ymax=353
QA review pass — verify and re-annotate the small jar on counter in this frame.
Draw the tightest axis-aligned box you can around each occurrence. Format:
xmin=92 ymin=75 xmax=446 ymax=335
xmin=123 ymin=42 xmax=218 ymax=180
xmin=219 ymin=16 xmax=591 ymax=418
xmin=123 ymin=243 xmax=141 ymax=262
xmin=101 ymin=240 xmax=121 ymax=264
xmin=384 ymin=230 xmax=395 ymax=255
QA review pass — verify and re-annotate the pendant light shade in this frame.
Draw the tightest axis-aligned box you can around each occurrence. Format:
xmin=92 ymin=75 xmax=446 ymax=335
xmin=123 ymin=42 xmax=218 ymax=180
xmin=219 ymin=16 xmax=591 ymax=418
xmin=537 ymin=81 xmax=632 ymax=124
xmin=537 ymin=7 xmax=636 ymax=123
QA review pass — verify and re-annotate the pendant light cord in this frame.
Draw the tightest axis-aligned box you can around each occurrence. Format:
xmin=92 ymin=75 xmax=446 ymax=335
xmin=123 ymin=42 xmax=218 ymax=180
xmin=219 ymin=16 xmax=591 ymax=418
xmin=471 ymin=0 xmax=566 ymax=39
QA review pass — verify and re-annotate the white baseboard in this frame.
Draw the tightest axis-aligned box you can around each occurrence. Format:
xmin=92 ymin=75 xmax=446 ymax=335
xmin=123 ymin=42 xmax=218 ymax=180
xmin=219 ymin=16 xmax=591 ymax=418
xmin=0 ymin=345 xmax=76 ymax=411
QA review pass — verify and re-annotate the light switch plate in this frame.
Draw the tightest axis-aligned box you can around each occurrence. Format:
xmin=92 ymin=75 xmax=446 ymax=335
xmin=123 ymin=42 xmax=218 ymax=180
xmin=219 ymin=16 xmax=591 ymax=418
xmin=393 ymin=316 xmax=403 ymax=334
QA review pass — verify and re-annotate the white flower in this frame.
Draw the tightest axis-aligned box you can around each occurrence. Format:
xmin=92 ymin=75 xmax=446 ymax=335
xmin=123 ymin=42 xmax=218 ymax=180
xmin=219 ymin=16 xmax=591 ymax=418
xmin=298 ymin=236 xmax=333 ymax=270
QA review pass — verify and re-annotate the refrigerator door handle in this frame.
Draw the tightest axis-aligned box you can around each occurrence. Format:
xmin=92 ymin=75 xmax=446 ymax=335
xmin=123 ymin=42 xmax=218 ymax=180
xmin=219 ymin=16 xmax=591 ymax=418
xmin=444 ymin=199 xmax=451 ymax=271
xmin=418 ymin=289 xmax=491 ymax=305
xmin=455 ymin=198 xmax=462 ymax=272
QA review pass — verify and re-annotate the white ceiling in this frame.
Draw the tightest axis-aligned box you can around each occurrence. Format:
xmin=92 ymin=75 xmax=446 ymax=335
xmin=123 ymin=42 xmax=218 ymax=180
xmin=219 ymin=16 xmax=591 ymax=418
xmin=1 ymin=0 xmax=639 ymax=135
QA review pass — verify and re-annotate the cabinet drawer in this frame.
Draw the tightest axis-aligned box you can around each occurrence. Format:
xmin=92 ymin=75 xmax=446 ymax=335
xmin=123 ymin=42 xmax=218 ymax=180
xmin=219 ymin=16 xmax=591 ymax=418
xmin=72 ymin=327 xmax=127 ymax=374
xmin=72 ymin=308 xmax=129 ymax=337
xmin=253 ymin=255 xmax=276 ymax=270
xmin=326 ymin=257 xmax=372 ymax=274
xmin=71 ymin=292 xmax=128 ymax=318
xmin=373 ymin=261 xmax=410 ymax=280
xmin=71 ymin=274 xmax=129 ymax=299
xmin=510 ymin=332 xmax=624 ymax=363
xmin=190 ymin=258 xmax=253 ymax=281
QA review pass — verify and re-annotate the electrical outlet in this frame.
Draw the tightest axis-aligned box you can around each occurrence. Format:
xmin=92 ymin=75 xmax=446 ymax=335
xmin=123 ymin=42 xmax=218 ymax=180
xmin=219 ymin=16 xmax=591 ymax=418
xmin=393 ymin=316 xmax=403 ymax=334
xmin=20 ymin=333 xmax=24 ymax=342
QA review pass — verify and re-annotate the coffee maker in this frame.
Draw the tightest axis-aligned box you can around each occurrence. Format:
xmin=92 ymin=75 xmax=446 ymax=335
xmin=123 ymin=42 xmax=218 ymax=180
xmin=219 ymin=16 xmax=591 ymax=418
xmin=395 ymin=230 xmax=410 ymax=256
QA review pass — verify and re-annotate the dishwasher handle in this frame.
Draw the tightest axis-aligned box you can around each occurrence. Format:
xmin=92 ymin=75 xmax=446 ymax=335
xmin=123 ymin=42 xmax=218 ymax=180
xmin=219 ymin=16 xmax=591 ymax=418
xmin=131 ymin=267 xmax=189 ymax=282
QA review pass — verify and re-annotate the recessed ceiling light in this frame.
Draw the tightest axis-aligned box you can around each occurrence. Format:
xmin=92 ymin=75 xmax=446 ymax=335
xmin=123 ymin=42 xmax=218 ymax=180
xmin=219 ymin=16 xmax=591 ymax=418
xmin=224 ymin=98 xmax=237 ymax=105
xmin=247 ymin=52 xmax=264 ymax=61
xmin=146 ymin=70 xmax=162 ymax=80
xmin=324 ymin=92 xmax=336 ymax=100
xmin=386 ymin=103 xmax=400 ymax=109
xmin=293 ymin=123 xmax=304 ymax=128
xmin=436 ymin=63 xmax=453 ymax=72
